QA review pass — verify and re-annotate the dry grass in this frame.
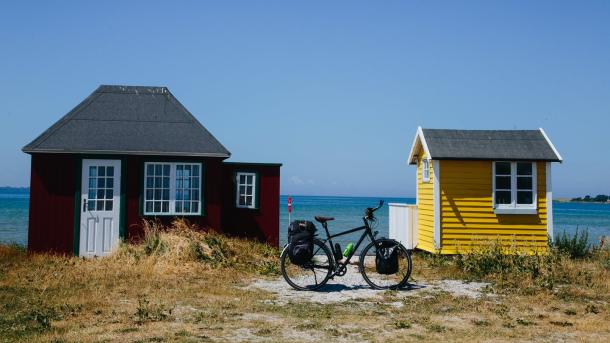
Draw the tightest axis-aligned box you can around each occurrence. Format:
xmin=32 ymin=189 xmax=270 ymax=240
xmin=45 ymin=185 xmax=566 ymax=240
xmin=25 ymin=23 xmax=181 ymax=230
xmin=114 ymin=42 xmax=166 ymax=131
xmin=1 ymin=220 xmax=609 ymax=342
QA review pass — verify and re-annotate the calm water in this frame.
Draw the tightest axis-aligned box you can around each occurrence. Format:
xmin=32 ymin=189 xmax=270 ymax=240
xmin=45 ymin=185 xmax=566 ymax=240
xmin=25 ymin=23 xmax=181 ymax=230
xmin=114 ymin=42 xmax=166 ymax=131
xmin=1 ymin=191 xmax=609 ymax=249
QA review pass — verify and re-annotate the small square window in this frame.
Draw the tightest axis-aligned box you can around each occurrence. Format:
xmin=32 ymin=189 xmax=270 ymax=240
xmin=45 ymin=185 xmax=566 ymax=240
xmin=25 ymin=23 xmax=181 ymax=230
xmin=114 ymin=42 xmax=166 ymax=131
xmin=236 ymin=172 xmax=257 ymax=209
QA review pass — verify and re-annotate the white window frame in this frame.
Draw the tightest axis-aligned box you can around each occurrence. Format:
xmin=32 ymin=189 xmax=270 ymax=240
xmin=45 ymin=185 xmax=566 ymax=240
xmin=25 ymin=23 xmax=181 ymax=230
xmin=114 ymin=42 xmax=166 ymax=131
xmin=235 ymin=172 xmax=257 ymax=209
xmin=492 ymin=161 xmax=537 ymax=214
xmin=422 ymin=158 xmax=431 ymax=183
xmin=143 ymin=162 xmax=203 ymax=216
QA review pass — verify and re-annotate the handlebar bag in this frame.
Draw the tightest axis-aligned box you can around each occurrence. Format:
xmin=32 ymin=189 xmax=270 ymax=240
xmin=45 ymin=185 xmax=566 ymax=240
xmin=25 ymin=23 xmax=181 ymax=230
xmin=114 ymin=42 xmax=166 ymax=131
xmin=287 ymin=220 xmax=317 ymax=266
xmin=375 ymin=241 xmax=399 ymax=275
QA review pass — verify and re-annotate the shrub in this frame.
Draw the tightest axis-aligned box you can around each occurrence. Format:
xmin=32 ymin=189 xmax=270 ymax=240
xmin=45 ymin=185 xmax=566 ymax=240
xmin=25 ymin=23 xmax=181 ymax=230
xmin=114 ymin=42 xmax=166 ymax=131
xmin=552 ymin=228 xmax=591 ymax=259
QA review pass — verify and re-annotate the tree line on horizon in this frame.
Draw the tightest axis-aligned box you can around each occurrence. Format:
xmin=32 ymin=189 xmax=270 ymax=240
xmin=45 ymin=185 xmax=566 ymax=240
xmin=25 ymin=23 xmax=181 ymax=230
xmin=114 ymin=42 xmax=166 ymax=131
xmin=571 ymin=194 xmax=610 ymax=203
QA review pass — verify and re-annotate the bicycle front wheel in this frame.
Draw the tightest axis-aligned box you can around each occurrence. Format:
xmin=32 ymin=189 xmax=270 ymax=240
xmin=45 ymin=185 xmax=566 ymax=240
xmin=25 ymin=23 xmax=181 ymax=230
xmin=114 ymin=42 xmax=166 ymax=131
xmin=359 ymin=239 xmax=412 ymax=290
xmin=280 ymin=238 xmax=334 ymax=291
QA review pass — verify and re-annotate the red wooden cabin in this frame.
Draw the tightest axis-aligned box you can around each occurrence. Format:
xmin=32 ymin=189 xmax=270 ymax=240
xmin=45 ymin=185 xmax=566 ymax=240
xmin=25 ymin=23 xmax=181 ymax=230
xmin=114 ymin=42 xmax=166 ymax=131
xmin=23 ymin=85 xmax=280 ymax=256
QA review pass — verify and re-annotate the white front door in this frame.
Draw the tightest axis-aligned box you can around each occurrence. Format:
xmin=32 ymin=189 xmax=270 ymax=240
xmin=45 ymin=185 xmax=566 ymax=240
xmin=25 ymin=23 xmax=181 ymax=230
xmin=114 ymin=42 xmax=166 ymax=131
xmin=80 ymin=159 xmax=121 ymax=257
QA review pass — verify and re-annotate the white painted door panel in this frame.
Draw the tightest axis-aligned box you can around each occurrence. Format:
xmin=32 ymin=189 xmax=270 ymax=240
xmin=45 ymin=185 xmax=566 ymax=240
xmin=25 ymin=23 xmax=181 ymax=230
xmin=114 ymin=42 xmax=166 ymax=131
xmin=80 ymin=159 xmax=121 ymax=257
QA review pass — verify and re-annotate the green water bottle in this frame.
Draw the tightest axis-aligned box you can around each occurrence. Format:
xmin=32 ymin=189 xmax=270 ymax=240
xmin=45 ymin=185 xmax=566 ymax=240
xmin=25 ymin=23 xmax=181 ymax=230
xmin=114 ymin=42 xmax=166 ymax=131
xmin=343 ymin=243 xmax=354 ymax=257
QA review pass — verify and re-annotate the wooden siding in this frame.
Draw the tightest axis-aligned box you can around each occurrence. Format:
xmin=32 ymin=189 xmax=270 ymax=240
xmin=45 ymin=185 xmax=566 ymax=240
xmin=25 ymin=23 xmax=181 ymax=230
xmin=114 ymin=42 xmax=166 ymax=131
xmin=439 ymin=160 xmax=548 ymax=254
xmin=416 ymin=152 xmax=436 ymax=252
xmin=27 ymin=154 xmax=77 ymax=254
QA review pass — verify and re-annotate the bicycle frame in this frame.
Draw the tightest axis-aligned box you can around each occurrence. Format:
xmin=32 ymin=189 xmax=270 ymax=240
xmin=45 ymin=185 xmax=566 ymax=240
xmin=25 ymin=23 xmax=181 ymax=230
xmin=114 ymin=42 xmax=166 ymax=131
xmin=315 ymin=216 xmax=377 ymax=269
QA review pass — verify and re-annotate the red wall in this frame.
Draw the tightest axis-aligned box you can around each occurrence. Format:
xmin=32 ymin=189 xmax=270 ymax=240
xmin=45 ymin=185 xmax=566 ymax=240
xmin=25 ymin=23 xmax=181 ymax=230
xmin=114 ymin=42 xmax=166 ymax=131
xmin=221 ymin=163 xmax=281 ymax=246
xmin=27 ymin=154 xmax=281 ymax=253
xmin=28 ymin=154 xmax=76 ymax=254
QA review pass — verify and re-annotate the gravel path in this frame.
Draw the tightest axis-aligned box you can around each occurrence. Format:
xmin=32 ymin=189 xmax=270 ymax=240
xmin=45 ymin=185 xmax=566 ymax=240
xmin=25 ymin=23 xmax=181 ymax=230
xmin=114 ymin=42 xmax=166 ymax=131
xmin=250 ymin=264 xmax=490 ymax=304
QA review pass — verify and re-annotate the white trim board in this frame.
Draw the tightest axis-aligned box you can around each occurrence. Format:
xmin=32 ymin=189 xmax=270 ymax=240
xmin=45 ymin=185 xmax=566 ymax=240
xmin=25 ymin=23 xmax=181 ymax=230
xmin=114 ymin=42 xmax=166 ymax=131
xmin=539 ymin=128 xmax=563 ymax=162
xmin=408 ymin=126 xmax=432 ymax=165
xmin=546 ymin=162 xmax=554 ymax=241
xmin=432 ymin=160 xmax=441 ymax=250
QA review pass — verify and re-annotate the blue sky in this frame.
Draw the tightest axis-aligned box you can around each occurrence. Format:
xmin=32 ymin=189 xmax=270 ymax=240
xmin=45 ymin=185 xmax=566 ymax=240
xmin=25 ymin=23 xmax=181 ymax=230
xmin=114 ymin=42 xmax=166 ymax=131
xmin=1 ymin=1 xmax=609 ymax=197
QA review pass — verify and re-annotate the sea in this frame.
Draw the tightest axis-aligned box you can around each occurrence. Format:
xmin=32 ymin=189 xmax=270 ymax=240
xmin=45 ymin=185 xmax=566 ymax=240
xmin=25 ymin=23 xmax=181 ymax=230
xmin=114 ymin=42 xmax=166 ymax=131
xmin=1 ymin=189 xmax=609 ymax=250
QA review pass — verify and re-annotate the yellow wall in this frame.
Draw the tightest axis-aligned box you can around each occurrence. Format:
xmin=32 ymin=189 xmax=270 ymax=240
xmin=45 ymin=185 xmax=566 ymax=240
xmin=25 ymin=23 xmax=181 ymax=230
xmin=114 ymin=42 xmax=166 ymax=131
xmin=416 ymin=153 xmax=436 ymax=252
xmin=438 ymin=161 xmax=548 ymax=254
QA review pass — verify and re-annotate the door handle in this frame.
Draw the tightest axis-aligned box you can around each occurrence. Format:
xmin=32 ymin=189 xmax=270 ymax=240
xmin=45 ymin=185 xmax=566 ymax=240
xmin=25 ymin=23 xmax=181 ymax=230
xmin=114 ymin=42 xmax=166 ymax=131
xmin=83 ymin=199 xmax=87 ymax=212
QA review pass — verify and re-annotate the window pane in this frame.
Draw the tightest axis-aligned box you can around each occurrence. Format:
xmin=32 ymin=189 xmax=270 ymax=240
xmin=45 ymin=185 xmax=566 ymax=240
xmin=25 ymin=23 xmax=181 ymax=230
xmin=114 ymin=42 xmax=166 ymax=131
xmin=184 ymin=202 xmax=191 ymax=212
xmin=239 ymin=185 xmax=246 ymax=195
xmin=146 ymin=201 xmax=153 ymax=213
xmin=517 ymin=191 xmax=533 ymax=204
xmin=247 ymin=175 xmax=253 ymax=184
xmin=155 ymin=177 xmax=161 ymax=188
xmin=517 ymin=163 xmax=532 ymax=176
xmin=146 ymin=177 xmax=154 ymax=188
xmin=88 ymin=190 xmax=96 ymax=199
xmin=155 ymin=165 xmax=162 ymax=175
xmin=163 ymin=177 xmax=170 ymax=188
xmin=177 ymin=165 xmax=183 ymax=177
xmin=97 ymin=190 xmax=104 ymax=199
xmin=184 ymin=179 xmax=190 ymax=188
xmin=96 ymin=201 xmax=104 ymax=211
xmin=88 ymin=201 xmax=95 ymax=211
xmin=175 ymin=202 xmax=182 ymax=213
xmin=162 ymin=189 xmax=169 ymax=200
xmin=89 ymin=166 xmax=97 ymax=177
xmin=162 ymin=202 xmax=169 ymax=213
xmin=105 ymin=189 xmax=113 ymax=199
xmin=517 ymin=177 xmax=532 ymax=190
xmin=192 ymin=177 xmax=199 ymax=188
xmin=239 ymin=175 xmax=246 ymax=184
xmin=246 ymin=186 xmax=253 ymax=195
xmin=105 ymin=201 xmax=113 ymax=211
xmin=176 ymin=190 xmax=183 ymax=200
xmin=192 ymin=190 xmax=199 ymax=201
xmin=495 ymin=191 xmax=511 ymax=205
xmin=154 ymin=201 xmax=161 ymax=212
xmin=146 ymin=189 xmax=153 ymax=200
xmin=177 ymin=179 xmax=183 ymax=188
xmin=107 ymin=178 xmax=114 ymax=188
xmin=98 ymin=178 xmax=105 ymax=188
xmin=147 ymin=164 xmax=154 ymax=175
xmin=246 ymin=197 xmax=253 ymax=206
xmin=98 ymin=166 xmax=105 ymax=177
xmin=193 ymin=165 xmax=199 ymax=175
xmin=89 ymin=178 xmax=96 ymax=188
xmin=107 ymin=167 xmax=114 ymax=177
xmin=184 ymin=191 xmax=190 ymax=201
xmin=154 ymin=189 xmax=161 ymax=200
xmin=495 ymin=162 xmax=511 ymax=175
xmin=239 ymin=195 xmax=246 ymax=206
xmin=495 ymin=176 xmax=511 ymax=190
xmin=192 ymin=202 xmax=198 ymax=213
xmin=163 ymin=165 xmax=170 ymax=176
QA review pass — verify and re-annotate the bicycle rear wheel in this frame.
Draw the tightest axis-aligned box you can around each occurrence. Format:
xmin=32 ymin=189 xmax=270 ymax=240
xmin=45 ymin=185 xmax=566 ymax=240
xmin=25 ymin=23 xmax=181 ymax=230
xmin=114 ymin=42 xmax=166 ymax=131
xmin=280 ymin=238 xmax=334 ymax=291
xmin=359 ymin=238 xmax=412 ymax=290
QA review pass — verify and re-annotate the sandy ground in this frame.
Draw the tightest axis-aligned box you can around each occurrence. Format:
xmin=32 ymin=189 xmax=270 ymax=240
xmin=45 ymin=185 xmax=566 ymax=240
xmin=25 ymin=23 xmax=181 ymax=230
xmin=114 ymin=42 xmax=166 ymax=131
xmin=250 ymin=264 xmax=490 ymax=305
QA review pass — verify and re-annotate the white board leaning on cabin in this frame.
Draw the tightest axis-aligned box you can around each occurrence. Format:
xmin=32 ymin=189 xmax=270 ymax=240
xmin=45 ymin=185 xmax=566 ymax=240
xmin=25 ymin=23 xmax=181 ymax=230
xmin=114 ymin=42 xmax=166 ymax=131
xmin=388 ymin=203 xmax=418 ymax=249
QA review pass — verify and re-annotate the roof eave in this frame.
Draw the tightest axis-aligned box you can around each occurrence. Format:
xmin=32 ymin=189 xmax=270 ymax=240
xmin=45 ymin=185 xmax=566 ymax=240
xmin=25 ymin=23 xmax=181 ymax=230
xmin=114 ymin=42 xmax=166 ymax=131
xmin=22 ymin=148 xmax=231 ymax=158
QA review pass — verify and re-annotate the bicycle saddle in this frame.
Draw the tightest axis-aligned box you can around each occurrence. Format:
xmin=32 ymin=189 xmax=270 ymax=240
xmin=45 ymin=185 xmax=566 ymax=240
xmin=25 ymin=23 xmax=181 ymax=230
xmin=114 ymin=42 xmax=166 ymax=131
xmin=315 ymin=216 xmax=335 ymax=223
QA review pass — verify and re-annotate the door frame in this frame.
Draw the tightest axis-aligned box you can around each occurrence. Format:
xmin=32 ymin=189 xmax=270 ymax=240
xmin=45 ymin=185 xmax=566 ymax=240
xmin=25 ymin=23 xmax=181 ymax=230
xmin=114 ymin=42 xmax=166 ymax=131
xmin=73 ymin=156 xmax=127 ymax=256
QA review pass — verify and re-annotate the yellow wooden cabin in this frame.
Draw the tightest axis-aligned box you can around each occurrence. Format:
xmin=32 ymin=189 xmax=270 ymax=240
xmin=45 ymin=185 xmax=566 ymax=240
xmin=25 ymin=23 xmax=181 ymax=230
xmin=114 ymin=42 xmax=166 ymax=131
xmin=399 ymin=127 xmax=562 ymax=254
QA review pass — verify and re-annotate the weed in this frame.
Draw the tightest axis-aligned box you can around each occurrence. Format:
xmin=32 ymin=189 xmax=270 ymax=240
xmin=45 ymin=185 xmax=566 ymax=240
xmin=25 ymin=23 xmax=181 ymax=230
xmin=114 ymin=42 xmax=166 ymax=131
xmin=550 ymin=321 xmax=573 ymax=327
xmin=134 ymin=298 xmax=173 ymax=324
xmin=472 ymin=319 xmax=490 ymax=326
xmin=394 ymin=320 xmax=412 ymax=329
xmin=553 ymin=228 xmax=591 ymax=258
xmin=516 ymin=318 xmax=535 ymax=326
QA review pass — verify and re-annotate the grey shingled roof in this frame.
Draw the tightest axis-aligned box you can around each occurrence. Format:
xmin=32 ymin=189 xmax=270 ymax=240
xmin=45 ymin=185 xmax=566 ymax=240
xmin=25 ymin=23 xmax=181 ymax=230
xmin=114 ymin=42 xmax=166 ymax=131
xmin=23 ymin=85 xmax=231 ymax=157
xmin=419 ymin=128 xmax=561 ymax=162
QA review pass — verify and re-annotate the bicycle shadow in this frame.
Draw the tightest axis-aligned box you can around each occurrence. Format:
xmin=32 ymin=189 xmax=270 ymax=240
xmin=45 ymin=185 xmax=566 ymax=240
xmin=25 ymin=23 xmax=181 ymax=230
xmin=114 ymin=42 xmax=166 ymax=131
xmin=315 ymin=282 xmax=427 ymax=293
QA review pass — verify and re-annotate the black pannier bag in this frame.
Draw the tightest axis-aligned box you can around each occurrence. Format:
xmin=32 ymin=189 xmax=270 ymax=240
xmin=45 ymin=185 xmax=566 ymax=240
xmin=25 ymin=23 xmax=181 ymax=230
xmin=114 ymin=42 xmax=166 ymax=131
xmin=375 ymin=241 xmax=399 ymax=275
xmin=287 ymin=220 xmax=317 ymax=265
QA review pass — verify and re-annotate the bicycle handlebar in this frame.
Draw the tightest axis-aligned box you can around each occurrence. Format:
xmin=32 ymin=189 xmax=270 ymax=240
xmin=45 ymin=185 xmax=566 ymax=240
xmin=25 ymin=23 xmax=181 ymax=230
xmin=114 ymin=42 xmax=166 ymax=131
xmin=364 ymin=200 xmax=384 ymax=219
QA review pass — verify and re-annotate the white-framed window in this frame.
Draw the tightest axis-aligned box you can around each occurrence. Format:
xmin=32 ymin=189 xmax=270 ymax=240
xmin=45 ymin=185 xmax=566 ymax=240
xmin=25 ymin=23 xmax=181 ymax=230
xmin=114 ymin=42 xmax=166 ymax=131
xmin=236 ymin=172 xmax=257 ymax=209
xmin=422 ymin=158 xmax=430 ymax=183
xmin=493 ymin=161 xmax=537 ymax=214
xmin=144 ymin=162 xmax=202 ymax=215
